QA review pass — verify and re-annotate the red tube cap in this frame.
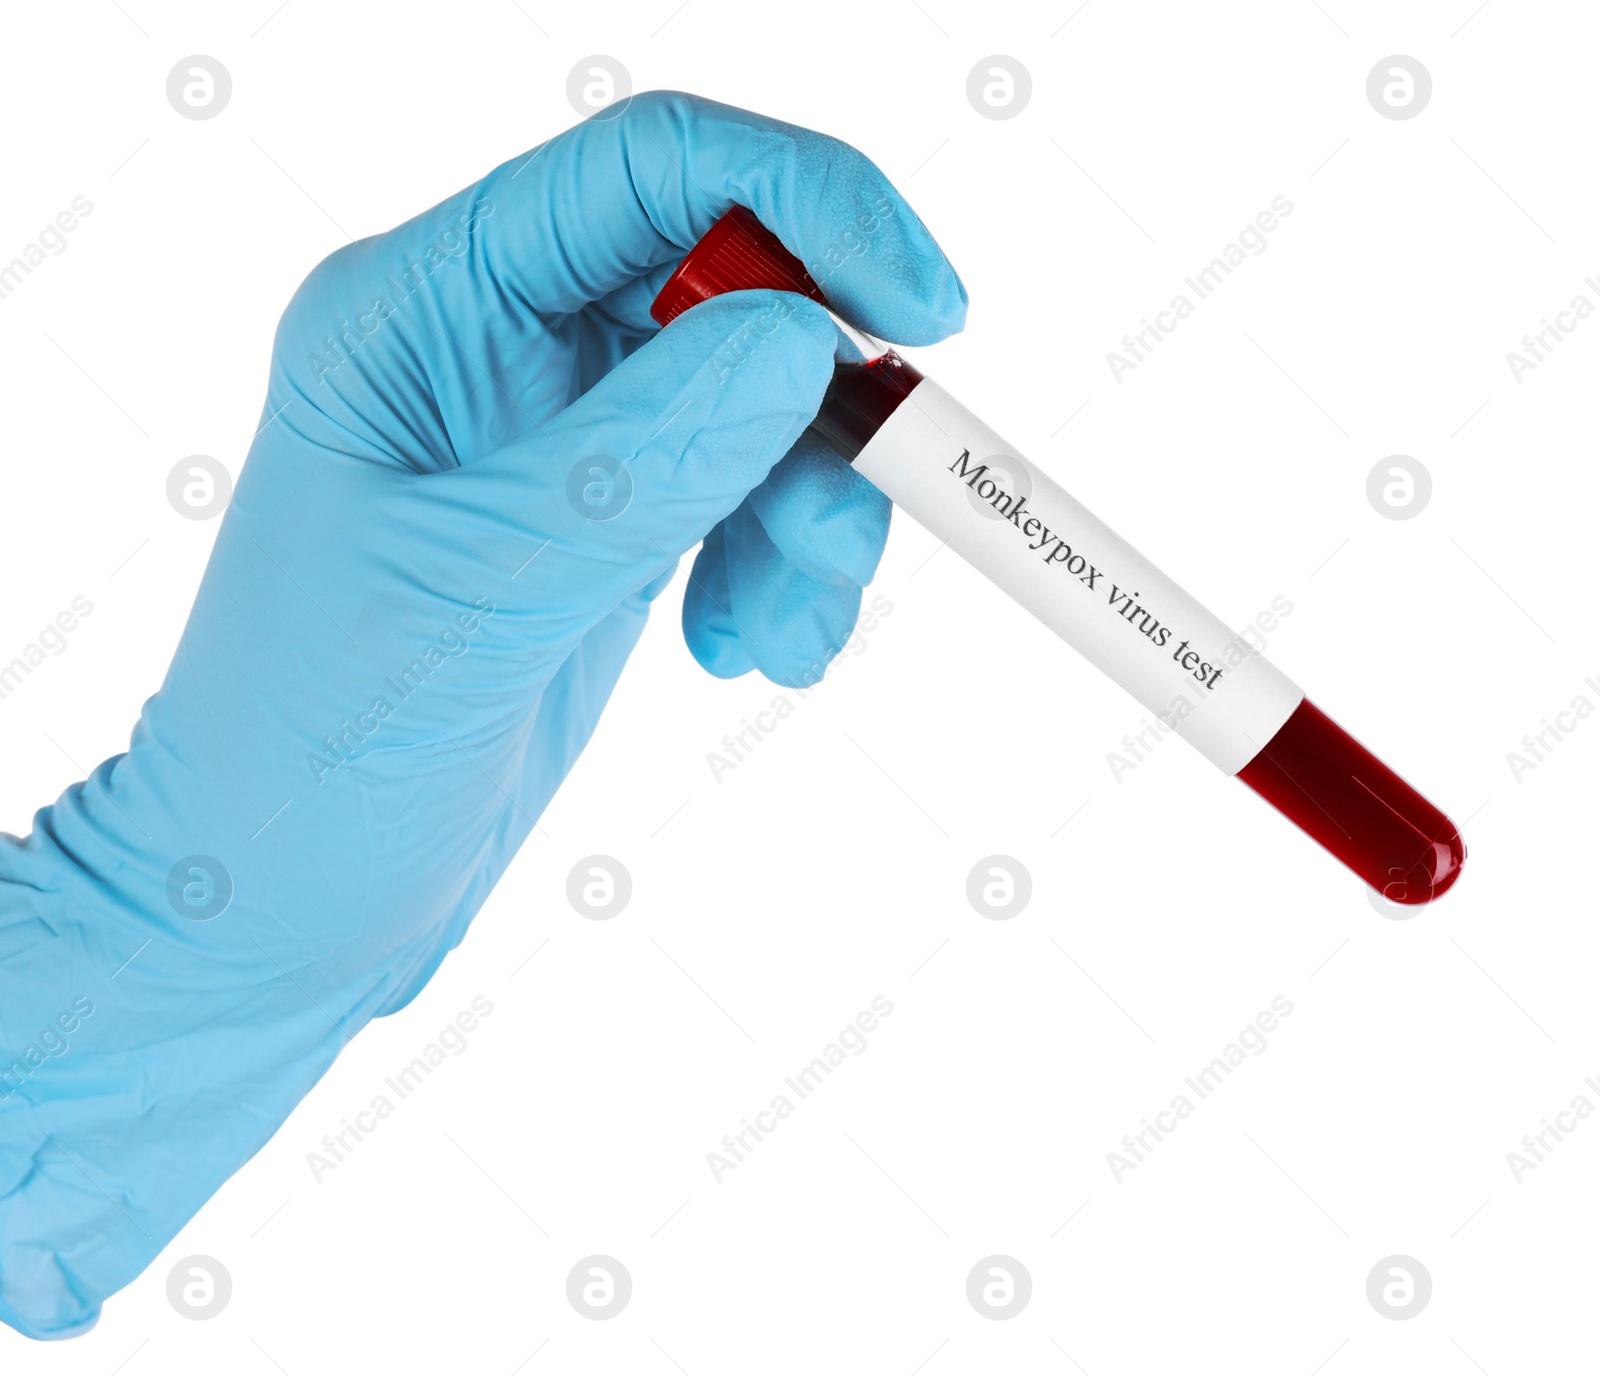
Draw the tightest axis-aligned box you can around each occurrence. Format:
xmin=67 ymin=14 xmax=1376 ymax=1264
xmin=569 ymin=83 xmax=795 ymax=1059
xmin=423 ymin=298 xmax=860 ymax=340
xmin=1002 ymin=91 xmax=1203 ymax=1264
xmin=651 ymin=207 xmax=830 ymax=325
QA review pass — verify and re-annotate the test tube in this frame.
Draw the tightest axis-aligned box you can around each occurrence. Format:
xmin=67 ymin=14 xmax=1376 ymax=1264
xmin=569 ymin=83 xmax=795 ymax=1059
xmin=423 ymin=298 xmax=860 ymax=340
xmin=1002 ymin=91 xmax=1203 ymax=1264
xmin=652 ymin=208 xmax=1465 ymax=904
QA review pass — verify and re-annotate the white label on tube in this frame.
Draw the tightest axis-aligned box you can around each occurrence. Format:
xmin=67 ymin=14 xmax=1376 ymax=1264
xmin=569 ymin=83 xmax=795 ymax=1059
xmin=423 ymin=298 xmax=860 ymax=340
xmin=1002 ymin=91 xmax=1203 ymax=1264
xmin=853 ymin=378 xmax=1304 ymax=775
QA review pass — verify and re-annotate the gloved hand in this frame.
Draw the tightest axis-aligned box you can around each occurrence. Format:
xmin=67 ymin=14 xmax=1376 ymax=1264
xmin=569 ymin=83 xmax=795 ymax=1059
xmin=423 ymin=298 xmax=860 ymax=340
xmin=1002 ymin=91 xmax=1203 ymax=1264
xmin=0 ymin=90 xmax=965 ymax=1339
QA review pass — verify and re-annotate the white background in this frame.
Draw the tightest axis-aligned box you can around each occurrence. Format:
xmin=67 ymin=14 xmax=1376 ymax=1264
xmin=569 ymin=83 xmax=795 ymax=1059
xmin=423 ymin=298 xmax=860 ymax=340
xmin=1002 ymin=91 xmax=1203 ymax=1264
xmin=1 ymin=0 xmax=1596 ymax=1371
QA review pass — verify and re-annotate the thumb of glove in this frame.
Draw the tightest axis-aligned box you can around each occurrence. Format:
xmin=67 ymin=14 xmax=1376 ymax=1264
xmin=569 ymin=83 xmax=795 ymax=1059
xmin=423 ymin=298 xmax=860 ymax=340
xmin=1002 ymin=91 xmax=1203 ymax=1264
xmin=432 ymin=290 xmax=839 ymax=655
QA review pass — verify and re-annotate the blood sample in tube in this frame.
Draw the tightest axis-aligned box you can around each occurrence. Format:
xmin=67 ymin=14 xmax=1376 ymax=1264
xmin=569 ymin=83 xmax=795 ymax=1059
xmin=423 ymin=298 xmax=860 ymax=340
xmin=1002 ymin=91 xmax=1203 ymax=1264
xmin=652 ymin=209 xmax=1465 ymax=903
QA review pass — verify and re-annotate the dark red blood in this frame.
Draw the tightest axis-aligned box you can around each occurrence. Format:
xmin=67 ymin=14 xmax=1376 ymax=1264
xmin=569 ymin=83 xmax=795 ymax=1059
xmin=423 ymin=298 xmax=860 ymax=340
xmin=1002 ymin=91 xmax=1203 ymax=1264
xmin=1236 ymin=698 xmax=1465 ymax=904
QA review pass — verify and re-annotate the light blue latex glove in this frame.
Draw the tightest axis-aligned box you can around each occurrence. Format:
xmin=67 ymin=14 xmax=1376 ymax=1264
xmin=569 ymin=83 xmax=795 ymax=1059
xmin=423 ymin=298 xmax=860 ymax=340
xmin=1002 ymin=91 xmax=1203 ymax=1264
xmin=0 ymin=91 xmax=965 ymax=1339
